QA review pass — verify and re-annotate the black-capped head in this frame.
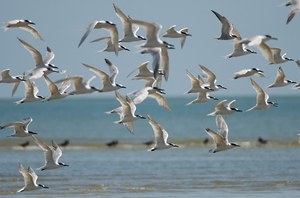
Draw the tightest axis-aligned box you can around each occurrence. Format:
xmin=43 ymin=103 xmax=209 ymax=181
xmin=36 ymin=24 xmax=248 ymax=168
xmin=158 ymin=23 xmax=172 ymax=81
xmin=105 ymin=21 xmax=115 ymax=25
xmin=284 ymin=57 xmax=294 ymax=61
xmin=38 ymin=184 xmax=49 ymax=189
xmin=265 ymin=35 xmax=277 ymax=40
xmin=162 ymin=41 xmax=175 ymax=48
xmin=230 ymin=107 xmax=243 ymax=112
xmin=208 ymin=95 xmax=218 ymax=100
xmin=136 ymin=114 xmax=146 ymax=119
xmin=29 ymin=131 xmax=38 ymax=135
xmin=267 ymin=101 xmax=278 ymax=107
xmin=91 ymin=86 xmax=100 ymax=92
xmin=24 ymin=19 xmax=35 ymax=25
xmin=246 ymin=49 xmax=257 ymax=54
xmin=137 ymin=35 xmax=146 ymax=40
xmin=230 ymin=143 xmax=240 ymax=147
xmin=168 ymin=142 xmax=179 ymax=147
xmin=286 ymin=80 xmax=297 ymax=84
xmin=116 ymin=83 xmax=126 ymax=89
xmin=58 ymin=162 xmax=69 ymax=167
xmin=217 ymin=84 xmax=227 ymax=90
xmin=120 ymin=45 xmax=130 ymax=51
xmin=181 ymin=31 xmax=192 ymax=36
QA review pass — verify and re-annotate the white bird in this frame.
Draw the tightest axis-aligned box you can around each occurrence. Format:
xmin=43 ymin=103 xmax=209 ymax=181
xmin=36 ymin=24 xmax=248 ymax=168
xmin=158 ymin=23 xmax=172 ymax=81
xmin=78 ymin=20 xmax=119 ymax=55
xmin=82 ymin=59 xmax=126 ymax=92
xmin=130 ymin=18 xmax=174 ymax=49
xmin=205 ymin=115 xmax=240 ymax=153
xmin=247 ymin=78 xmax=278 ymax=111
xmin=211 ymin=10 xmax=240 ymax=40
xmin=31 ymin=135 xmax=69 ymax=171
xmin=185 ymin=70 xmax=212 ymax=94
xmin=162 ymin=25 xmax=191 ymax=48
xmin=147 ymin=114 xmax=178 ymax=151
xmin=186 ymin=92 xmax=218 ymax=106
xmin=17 ymin=38 xmax=63 ymax=77
xmin=126 ymin=61 xmax=154 ymax=80
xmin=285 ymin=0 xmax=300 ymax=24
xmin=199 ymin=64 xmax=227 ymax=91
xmin=232 ymin=68 xmax=265 ymax=79
xmin=132 ymin=86 xmax=171 ymax=111
xmin=270 ymin=48 xmax=294 ymax=64
xmin=16 ymin=79 xmax=45 ymax=104
xmin=114 ymin=91 xmax=146 ymax=134
xmin=0 ymin=69 xmax=25 ymax=96
xmin=17 ymin=163 xmax=48 ymax=193
xmin=43 ymin=75 xmax=70 ymax=101
xmin=140 ymin=47 xmax=173 ymax=80
xmin=268 ymin=66 xmax=296 ymax=88
xmin=0 ymin=117 xmax=37 ymax=137
xmin=3 ymin=19 xmax=44 ymax=40
xmin=113 ymin=3 xmax=146 ymax=42
xmin=226 ymin=39 xmax=257 ymax=58
xmin=54 ymin=75 xmax=99 ymax=95
xmin=239 ymin=35 xmax=278 ymax=64
xmin=90 ymin=36 xmax=130 ymax=52
xmin=207 ymin=99 xmax=242 ymax=116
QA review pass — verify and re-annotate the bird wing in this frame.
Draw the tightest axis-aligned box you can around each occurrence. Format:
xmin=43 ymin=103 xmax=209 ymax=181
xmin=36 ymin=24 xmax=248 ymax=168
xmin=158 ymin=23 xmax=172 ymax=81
xmin=27 ymin=167 xmax=38 ymax=186
xmin=82 ymin=63 xmax=111 ymax=88
xmin=160 ymin=47 xmax=169 ymax=81
xmin=19 ymin=163 xmax=34 ymax=188
xmin=22 ymin=117 xmax=33 ymax=131
xmin=130 ymin=19 xmax=161 ymax=43
xmin=44 ymin=75 xmax=60 ymax=95
xmin=205 ymin=128 xmax=226 ymax=147
xmin=17 ymin=37 xmax=44 ymax=67
xmin=149 ymin=92 xmax=172 ymax=111
xmin=215 ymin=99 xmax=227 ymax=111
xmin=43 ymin=47 xmax=55 ymax=65
xmin=132 ymin=87 xmax=149 ymax=104
xmin=31 ymin=135 xmax=54 ymax=164
xmin=113 ymin=3 xmax=134 ymax=38
xmin=105 ymin=58 xmax=119 ymax=84
xmin=227 ymin=100 xmax=236 ymax=109
xmin=115 ymin=91 xmax=130 ymax=116
xmin=78 ymin=21 xmax=99 ymax=47
xmin=12 ymin=81 xmax=21 ymax=97
xmin=19 ymin=25 xmax=44 ymax=40
xmin=199 ymin=64 xmax=216 ymax=85
xmin=211 ymin=10 xmax=232 ymax=38
xmin=147 ymin=115 xmax=167 ymax=145
xmin=216 ymin=115 xmax=229 ymax=143
xmin=186 ymin=70 xmax=201 ymax=89
xmin=258 ymin=42 xmax=275 ymax=64
xmin=274 ymin=66 xmax=285 ymax=84
xmin=1 ymin=69 xmax=11 ymax=80
xmin=270 ymin=48 xmax=282 ymax=61
xmin=52 ymin=140 xmax=62 ymax=164
xmin=250 ymin=78 xmax=268 ymax=106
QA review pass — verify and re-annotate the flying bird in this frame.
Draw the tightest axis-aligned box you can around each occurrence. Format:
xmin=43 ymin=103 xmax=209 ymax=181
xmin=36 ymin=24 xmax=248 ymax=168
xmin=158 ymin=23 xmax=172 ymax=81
xmin=207 ymin=99 xmax=242 ymax=116
xmin=31 ymin=135 xmax=69 ymax=170
xmin=3 ymin=19 xmax=44 ymax=40
xmin=205 ymin=115 xmax=240 ymax=153
xmin=78 ymin=20 xmax=119 ymax=55
xmin=15 ymin=79 xmax=45 ymax=104
xmin=285 ymin=0 xmax=300 ymax=24
xmin=17 ymin=163 xmax=49 ymax=193
xmin=0 ymin=117 xmax=37 ymax=137
xmin=247 ymin=78 xmax=278 ymax=111
xmin=147 ymin=114 xmax=178 ymax=151
xmin=90 ymin=36 xmax=130 ymax=52
xmin=0 ymin=69 xmax=25 ymax=96
xmin=162 ymin=25 xmax=191 ymax=48
xmin=232 ymin=68 xmax=265 ymax=79
xmin=268 ymin=66 xmax=296 ymax=88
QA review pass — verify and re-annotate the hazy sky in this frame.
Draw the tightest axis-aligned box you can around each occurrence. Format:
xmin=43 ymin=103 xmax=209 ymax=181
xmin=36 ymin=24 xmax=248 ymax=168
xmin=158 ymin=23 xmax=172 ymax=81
xmin=0 ymin=0 xmax=299 ymax=98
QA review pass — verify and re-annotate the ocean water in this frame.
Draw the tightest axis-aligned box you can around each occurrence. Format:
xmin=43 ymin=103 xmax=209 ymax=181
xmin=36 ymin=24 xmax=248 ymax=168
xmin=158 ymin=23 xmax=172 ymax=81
xmin=0 ymin=96 xmax=299 ymax=197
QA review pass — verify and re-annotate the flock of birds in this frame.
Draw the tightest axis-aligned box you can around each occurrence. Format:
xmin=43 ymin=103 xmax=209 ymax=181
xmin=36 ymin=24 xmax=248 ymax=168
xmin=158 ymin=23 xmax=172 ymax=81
xmin=0 ymin=1 xmax=300 ymax=193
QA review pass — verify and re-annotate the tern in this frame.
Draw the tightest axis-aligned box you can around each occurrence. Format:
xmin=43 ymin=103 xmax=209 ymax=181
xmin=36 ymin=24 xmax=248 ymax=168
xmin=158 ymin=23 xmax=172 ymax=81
xmin=3 ymin=19 xmax=43 ymax=40
xmin=185 ymin=70 xmax=212 ymax=94
xmin=54 ymin=75 xmax=99 ymax=95
xmin=31 ymin=135 xmax=69 ymax=170
xmin=268 ymin=66 xmax=296 ymax=88
xmin=16 ymin=79 xmax=45 ymax=104
xmin=226 ymin=30 xmax=257 ymax=58
xmin=232 ymin=68 xmax=265 ymax=79
xmin=78 ymin=20 xmax=119 ymax=55
xmin=82 ymin=59 xmax=126 ymax=92
xmin=140 ymin=47 xmax=172 ymax=80
xmin=207 ymin=99 xmax=242 ymax=116
xmin=0 ymin=69 xmax=25 ymax=96
xmin=113 ymin=3 xmax=146 ymax=42
xmin=162 ymin=25 xmax=191 ymax=48
xmin=239 ymin=35 xmax=278 ymax=64
xmin=285 ymin=0 xmax=300 ymax=24
xmin=205 ymin=115 xmax=240 ymax=153
xmin=90 ymin=36 xmax=130 ymax=52
xmin=17 ymin=38 xmax=64 ymax=77
xmin=130 ymin=18 xmax=174 ymax=49
xmin=247 ymin=78 xmax=278 ymax=111
xmin=43 ymin=75 xmax=70 ymax=101
xmin=186 ymin=92 xmax=218 ymax=105
xmin=270 ymin=48 xmax=294 ymax=64
xmin=0 ymin=117 xmax=37 ymax=137
xmin=199 ymin=64 xmax=227 ymax=91
xmin=211 ymin=10 xmax=240 ymax=40
xmin=147 ymin=114 xmax=178 ymax=151
xmin=126 ymin=61 xmax=154 ymax=80
xmin=131 ymin=86 xmax=171 ymax=111
xmin=114 ymin=91 xmax=146 ymax=134
xmin=17 ymin=163 xmax=48 ymax=193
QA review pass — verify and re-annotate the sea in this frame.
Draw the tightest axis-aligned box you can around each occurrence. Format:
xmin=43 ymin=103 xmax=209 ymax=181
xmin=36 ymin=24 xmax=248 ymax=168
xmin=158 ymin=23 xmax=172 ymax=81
xmin=0 ymin=96 xmax=299 ymax=197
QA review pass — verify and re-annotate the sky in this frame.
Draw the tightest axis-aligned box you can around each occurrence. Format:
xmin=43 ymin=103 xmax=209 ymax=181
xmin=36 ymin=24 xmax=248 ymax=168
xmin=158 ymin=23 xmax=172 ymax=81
xmin=0 ymin=0 xmax=299 ymax=98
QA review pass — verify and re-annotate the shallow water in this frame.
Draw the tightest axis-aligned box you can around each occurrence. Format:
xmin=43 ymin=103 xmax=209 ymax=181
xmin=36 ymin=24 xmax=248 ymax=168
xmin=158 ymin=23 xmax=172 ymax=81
xmin=0 ymin=97 xmax=299 ymax=197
